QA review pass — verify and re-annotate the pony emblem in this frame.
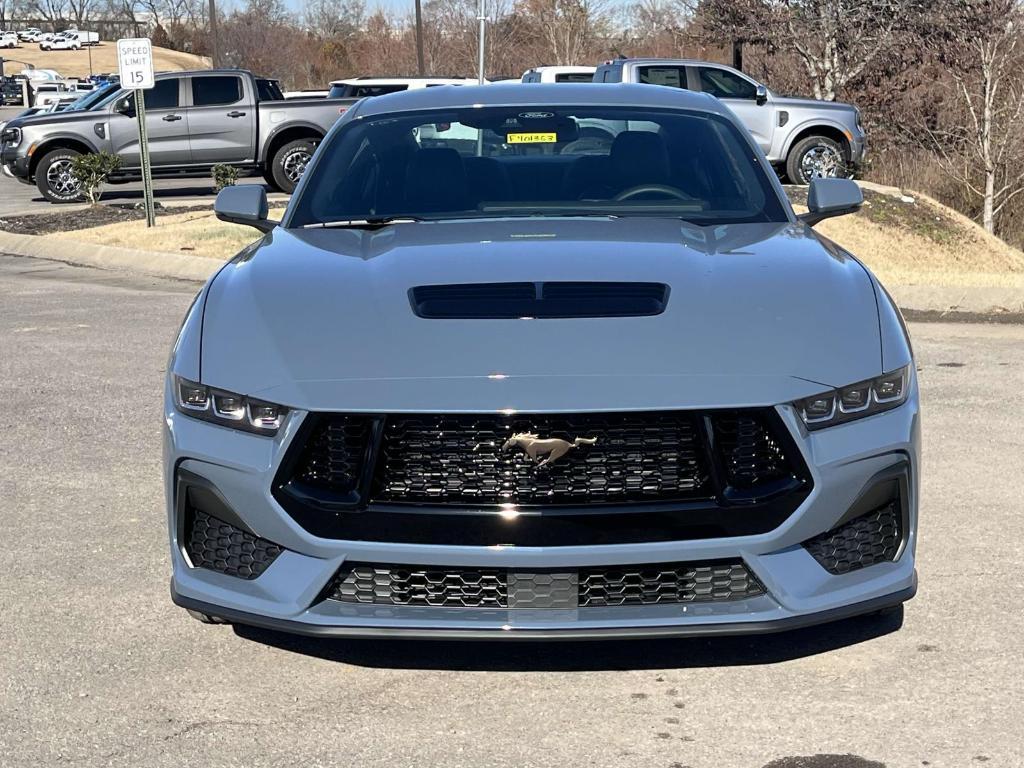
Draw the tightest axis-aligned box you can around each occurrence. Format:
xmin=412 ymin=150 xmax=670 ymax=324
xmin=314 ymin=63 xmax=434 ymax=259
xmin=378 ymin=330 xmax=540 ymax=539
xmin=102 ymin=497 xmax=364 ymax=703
xmin=500 ymin=433 xmax=597 ymax=468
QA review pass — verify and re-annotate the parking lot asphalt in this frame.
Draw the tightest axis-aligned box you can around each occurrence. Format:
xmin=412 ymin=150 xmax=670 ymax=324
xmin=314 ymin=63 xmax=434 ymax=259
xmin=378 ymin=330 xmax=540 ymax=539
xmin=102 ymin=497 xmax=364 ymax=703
xmin=0 ymin=254 xmax=1021 ymax=768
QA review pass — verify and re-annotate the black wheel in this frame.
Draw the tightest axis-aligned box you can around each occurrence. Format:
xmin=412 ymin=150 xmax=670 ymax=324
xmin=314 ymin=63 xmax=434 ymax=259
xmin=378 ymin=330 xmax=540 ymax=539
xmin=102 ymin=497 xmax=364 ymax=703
xmin=269 ymin=138 xmax=316 ymax=193
xmin=35 ymin=148 xmax=84 ymax=203
xmin=786 ymin=135 xmax=847 ymax=185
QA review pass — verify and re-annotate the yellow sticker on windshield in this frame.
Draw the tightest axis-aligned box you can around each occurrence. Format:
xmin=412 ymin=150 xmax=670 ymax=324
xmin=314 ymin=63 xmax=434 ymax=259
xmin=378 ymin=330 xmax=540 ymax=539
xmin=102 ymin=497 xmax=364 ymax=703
xmin=507 ymin=132 xmax=557 ymax=144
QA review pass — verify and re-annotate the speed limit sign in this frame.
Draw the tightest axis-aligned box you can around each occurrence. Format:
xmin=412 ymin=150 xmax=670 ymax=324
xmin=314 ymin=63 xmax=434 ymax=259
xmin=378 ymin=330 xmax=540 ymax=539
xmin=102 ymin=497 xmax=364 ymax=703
xmin=117 ymin=38 xmax=154 ymax=89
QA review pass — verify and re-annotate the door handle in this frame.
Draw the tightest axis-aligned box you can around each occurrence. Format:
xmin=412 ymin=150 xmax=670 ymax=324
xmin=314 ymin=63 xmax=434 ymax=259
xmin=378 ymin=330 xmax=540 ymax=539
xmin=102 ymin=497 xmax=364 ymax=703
xmin=162 ymin=114 xmax=182 ymax=122
xmin=227 ymin=111 xmax=246 ymax=118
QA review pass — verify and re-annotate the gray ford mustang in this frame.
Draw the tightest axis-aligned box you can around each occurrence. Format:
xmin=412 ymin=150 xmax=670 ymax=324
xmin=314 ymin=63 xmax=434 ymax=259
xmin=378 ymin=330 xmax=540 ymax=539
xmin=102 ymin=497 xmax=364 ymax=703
xmin=165 ymin=84 xmax=919 ymax=639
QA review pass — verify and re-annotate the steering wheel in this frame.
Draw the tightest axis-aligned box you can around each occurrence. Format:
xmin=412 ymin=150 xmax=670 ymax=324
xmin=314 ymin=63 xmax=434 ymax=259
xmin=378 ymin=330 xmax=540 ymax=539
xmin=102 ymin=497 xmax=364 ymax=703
xmin=614 ymin=184 xmax=693 ymax=202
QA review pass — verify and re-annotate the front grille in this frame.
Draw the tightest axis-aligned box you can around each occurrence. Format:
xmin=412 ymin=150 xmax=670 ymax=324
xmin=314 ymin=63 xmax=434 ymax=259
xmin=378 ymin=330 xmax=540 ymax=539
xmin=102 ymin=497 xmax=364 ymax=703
xmin=275 ymin=408 xmax=810 ymax=543
xmin=184 ymin=509 xmax=282 ymax=580
xmin=803 ymin=501 xmax=902 ymax=575
xmin=373 ymin=412 xmax=710 ymax=505
xmin=326 ymin=560 xmax=764 ymax=608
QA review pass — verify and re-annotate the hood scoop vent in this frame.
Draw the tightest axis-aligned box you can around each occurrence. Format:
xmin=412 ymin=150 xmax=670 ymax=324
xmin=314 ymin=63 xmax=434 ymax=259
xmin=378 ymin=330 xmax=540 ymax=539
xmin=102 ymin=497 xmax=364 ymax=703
xmin=410 ymin=282 xmax=670 ymax=319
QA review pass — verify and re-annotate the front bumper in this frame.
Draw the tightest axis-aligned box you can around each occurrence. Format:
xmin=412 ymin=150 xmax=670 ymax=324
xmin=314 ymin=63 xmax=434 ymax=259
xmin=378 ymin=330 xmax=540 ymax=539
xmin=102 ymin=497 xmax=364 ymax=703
xmin=165 ymin=382 xmax=920 ymax=639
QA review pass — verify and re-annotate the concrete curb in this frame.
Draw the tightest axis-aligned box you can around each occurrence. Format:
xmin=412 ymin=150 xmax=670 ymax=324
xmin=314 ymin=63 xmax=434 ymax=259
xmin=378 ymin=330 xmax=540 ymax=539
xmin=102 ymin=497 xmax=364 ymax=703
xmin=0 ymin=230 xmax=222 ymax=282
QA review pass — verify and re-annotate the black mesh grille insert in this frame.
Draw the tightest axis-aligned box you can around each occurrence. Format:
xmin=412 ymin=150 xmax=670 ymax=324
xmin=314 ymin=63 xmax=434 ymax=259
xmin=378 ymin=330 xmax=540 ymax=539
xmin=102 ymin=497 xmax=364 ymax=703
xmin=578 ymin=561 xmax=765 ymax=607
xmin=291 ymin=415 xmax=373 ymax=494
xmin=327 ymin=560 xmax=763 ymax=608
xmin=185 ymin=509 xmax=282 ymax=580
xmin=409 ymin=281 xmax=669 ymax=319
xmin=712 ymin=412 xmax=791 ymax=490
xmin=371 ymin=412 xmax=710 ymax=505
xmin=803 ymin=501 xmax=902 ymax=575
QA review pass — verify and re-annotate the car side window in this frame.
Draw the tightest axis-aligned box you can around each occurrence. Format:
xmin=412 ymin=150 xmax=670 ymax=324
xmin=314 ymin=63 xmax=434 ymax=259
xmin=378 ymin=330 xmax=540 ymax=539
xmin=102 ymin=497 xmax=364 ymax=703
xmin=637 ymin=66 xmax=688 ymax=89
xmin=191 ymin=75 xmax=242 ymax=107
xmin=143 ymin=78 xmax=179 ymax=110
xmin=698 ymin=67 xmax=757 ymax=99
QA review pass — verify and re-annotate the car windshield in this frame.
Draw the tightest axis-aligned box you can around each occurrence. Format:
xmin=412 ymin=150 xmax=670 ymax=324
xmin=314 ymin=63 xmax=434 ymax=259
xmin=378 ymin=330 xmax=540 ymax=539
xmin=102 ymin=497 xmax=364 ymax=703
xmin=66 ymin=83 xmax=116 ymax=110
xmin=289 ymin=105 xmax=788 ymax=227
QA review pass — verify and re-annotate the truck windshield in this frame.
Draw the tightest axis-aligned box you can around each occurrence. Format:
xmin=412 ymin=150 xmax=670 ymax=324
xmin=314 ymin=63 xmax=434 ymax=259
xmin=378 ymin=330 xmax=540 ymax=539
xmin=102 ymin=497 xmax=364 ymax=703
xmin=289 ymin=105 xmax=788 ymax=228
xmin=66 ymin=83 xmax=117 ymax=111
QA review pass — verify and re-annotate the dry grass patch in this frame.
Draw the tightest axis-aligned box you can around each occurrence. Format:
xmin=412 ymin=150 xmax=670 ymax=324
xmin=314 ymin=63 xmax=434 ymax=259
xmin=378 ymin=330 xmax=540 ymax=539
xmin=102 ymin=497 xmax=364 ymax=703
xmin=44 ymin=207 xmax=285 ymax=259
xmin=790 ymin=185 xmax=1024 ymax=289
xmin=4 ymin=42 xmax=208 ymax=79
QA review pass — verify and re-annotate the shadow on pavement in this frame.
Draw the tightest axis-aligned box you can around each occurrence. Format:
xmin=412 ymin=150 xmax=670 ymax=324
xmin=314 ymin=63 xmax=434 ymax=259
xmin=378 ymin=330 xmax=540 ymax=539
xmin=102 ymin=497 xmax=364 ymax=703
xmin=232 ymin=606 xmax=904 ymax=670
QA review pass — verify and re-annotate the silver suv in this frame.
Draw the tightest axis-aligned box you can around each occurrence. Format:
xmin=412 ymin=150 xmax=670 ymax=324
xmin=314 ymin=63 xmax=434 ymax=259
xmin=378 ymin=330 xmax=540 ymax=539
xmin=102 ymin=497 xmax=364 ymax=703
xmin=595 ymin=58 xmax=866 ymax=184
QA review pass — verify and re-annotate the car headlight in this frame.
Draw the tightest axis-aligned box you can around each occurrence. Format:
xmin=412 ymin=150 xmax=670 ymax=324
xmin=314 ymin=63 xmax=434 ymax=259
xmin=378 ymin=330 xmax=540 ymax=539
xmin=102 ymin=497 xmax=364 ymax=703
xmin=2 ymin=126 xmax=21 ymax=146
xmin=794 ymin=365 xmax=910 ymax=430
xmin=173 ymin=375 xmax=287 ymax=435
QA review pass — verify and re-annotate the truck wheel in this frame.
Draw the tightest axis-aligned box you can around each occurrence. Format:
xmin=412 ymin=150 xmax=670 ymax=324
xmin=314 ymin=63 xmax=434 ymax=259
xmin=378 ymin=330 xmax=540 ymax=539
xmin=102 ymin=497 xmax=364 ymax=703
xmin=35 ymin=148 xmax=85 ymax=204
xmin=786 ymin=135 xmax=847 ymax=185
xmin=270 ymin=138 xmax=315 ymax=193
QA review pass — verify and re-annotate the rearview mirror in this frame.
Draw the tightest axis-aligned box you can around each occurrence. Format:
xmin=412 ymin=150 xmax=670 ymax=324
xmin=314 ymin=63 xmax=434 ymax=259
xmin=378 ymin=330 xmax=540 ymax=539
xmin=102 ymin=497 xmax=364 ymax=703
xmin=215 ymin=185 xmax=275 ymax=233
xmin=799 ymin=177 xmax=863 ymax=226
xmin=755 ymin=84 xmax=768 ymax=106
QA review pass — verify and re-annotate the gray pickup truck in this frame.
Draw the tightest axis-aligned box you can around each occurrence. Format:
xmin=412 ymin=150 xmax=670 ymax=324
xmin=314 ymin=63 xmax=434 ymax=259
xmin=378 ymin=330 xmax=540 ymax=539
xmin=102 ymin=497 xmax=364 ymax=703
xmin=594 ymin=58 xmax=866 ymax=184
xmin=0 ymin=69 xmax=356 ymax=202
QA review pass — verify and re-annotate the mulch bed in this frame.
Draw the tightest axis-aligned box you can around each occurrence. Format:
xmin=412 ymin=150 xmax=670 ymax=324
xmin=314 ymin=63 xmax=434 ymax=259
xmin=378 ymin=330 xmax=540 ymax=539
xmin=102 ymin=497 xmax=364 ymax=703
xmin=0 ymin=204 xmax=211 ymax=236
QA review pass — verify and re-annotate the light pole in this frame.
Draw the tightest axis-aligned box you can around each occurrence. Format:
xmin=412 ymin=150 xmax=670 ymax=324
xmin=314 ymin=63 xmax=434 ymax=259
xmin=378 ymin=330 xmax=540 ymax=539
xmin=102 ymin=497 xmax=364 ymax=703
xmin=208 ymin=0 xmax=219 ymax=67
xmin=414 ymin=0 xmax=425 ymax=76
xmin=476 ymin=0 xmax=486 ymax=84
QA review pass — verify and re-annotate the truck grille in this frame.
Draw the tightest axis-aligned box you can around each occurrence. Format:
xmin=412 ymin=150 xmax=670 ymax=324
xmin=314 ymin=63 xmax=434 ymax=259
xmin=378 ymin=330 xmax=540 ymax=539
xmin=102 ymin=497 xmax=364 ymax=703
xmin=327 ymin=560 xmax=764 ymax=609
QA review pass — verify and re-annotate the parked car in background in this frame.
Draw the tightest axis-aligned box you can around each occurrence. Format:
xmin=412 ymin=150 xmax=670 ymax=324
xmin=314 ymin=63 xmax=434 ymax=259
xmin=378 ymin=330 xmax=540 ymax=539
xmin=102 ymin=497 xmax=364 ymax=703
xmin=31 ymin=81 xmax=73 ymax=107
xmin=0 ymin=31 xmax=19 ymax=48
xmin=326 ymin=76 xmax=482 ymax=99
xmin=594 ymin=57 xmax=866 ymax=184
xmin=18 ymin=28 xmax=42 ymax=42
xmin=285 ymin=89 xmax=329 ymax=99
xmin=40 ymin=32 xmax=81 ymax=50
xmin=522 ymin=65 xmax=596 ymax=83
xmin=1 ymin=68 xmax=358 ymax=202
xmin=70 ymin=30 xmax=98 ymax=45
xmin=1 ymin=76 xmax=25 ymax=105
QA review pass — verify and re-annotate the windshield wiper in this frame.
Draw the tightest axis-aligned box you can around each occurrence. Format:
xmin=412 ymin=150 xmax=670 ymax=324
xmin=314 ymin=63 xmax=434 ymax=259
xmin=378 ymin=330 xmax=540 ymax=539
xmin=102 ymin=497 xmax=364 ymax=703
xmin=303 ymin=216 xmax=423 ymax=229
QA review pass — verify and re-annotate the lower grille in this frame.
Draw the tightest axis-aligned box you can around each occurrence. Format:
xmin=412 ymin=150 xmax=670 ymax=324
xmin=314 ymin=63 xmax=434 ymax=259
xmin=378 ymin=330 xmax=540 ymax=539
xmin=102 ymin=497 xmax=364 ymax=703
xmin=578 ymin=562 xmax=764 ymax=607
xmin=803 ymin=501 xmax=902 ymax=575
xmin=326 ymin=560 xmax=764 ymax=608
xmin=185 ymin=508 xmax=282 ymax=580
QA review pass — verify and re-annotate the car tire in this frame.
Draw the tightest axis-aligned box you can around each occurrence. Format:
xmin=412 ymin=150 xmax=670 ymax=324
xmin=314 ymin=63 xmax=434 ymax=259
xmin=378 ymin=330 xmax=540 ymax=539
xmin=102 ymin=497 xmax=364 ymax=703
xmin=270 ymin=138 xmax=316 ymax=193
xmin=786 ymin=135 xmax=847 ymax=185
xmin=35 ymin=148 xmax=85 ymax=204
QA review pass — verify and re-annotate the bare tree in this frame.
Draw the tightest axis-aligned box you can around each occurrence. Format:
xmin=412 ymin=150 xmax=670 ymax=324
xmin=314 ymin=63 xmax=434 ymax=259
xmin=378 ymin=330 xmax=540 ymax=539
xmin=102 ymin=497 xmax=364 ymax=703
xmin=520 ymin=0 xmax=610 ymax=65
xmin=918 ymin=4 xmax=1024 ymax=234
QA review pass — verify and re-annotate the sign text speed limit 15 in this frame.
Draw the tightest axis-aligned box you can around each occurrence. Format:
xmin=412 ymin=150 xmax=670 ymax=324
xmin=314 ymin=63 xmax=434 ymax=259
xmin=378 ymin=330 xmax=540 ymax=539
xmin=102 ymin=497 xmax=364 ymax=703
xmin=117 ymin=38 xmax=154 ymax=90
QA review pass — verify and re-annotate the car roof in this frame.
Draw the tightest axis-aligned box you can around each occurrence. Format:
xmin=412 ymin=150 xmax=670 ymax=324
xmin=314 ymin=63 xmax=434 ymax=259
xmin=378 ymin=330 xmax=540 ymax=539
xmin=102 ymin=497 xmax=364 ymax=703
xmin=524 ymin=66 xmax=596 ymax=74
xmin=352 ymin=82 xmax=721 ymax=116
xmin=330 ymin=77 xmax=479 ymax=86
xmin=600 ymin=57 xmax=742 ymax=69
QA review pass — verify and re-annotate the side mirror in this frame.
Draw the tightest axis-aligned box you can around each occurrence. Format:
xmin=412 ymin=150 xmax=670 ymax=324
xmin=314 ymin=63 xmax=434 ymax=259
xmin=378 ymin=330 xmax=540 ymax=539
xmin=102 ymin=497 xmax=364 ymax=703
xmin=114 ymin=95 xmax=133 ymax=116
xmin=215 ymin=185 xmax=275 ymax=233
xmin=799 ymin=178 xmax=863 ymax=227
xmin=755 ymin=84 xmax=768 ymax=106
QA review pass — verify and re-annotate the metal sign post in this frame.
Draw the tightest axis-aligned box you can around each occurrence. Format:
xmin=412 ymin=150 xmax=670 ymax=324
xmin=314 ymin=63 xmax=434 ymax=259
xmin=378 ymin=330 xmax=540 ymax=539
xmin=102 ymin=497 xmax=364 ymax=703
xmin=135 ymin=91 xmax=156 ymax=227
xmin=116 ymin=38 xmax=156 ymax=227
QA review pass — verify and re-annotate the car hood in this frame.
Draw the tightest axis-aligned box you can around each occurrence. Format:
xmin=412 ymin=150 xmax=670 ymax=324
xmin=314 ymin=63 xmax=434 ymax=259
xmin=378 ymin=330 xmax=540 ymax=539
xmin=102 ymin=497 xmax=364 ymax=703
xmin=200 ymin=218 xmax=882 ymax=412
xmin=4 ymin=109 xmax=99 ymax=131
